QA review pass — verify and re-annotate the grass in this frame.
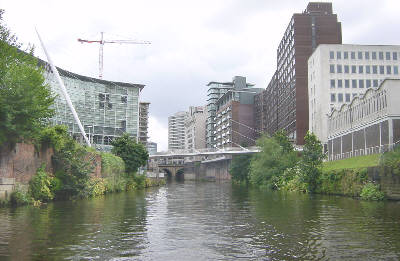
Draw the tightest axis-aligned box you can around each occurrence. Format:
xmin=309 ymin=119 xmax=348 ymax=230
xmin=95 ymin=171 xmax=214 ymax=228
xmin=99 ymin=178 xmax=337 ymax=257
xmin=323 ymin=154 xmax=380 ymax=172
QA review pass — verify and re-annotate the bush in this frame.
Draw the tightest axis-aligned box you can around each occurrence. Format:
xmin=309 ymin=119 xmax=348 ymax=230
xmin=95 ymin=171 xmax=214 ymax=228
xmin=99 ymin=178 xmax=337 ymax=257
xmin=380 ymin=146 xmax=400 ymax=174
xmin=360 ymin=182 xmax=384 ymax=201
xmin=86 ymin=177 xmax=107 ymax=197
xmin=10 ymin=184 xmax=31 ymax=206
xmin=230 ymin=154 xmax=252 ymax=184
xmin=29 ymin=165 xmax=55 ymax=202
xmin=278 ymin=165 xmax=308 ymax=192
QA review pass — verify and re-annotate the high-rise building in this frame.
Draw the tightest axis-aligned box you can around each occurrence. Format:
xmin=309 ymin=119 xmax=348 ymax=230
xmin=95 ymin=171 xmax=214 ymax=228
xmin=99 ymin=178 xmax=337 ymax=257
xmin=42 ymin=60 xmax=144 ymax=151
xmin=308 ymin=44 xmax=400 ymax=144
xmin=206 ymin=76 xmax=254 ymax=148
xmin=214 ymin=86 xmax=263 ymax=148
xmin=255 ymin=2 xmax=342 ymax=144
xmin=139 ymin=102 xmax=150 ymax=146
xmin=185 ymin=106 xmax=207 ymax=150
xmin=146 ymin=141 xmax=158 ymax=155
xmin=168 ymin=111 xmax=189 ymax=150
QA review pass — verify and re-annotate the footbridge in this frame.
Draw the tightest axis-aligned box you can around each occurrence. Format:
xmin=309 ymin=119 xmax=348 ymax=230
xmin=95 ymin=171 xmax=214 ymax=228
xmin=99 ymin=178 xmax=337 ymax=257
xmin=147 ymin=147 xmax=260 ymax=180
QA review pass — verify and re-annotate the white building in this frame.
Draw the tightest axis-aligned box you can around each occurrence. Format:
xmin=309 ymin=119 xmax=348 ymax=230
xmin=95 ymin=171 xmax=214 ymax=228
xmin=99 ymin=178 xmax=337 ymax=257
xmin=308 ymin=44 xmax=400 ymax=144
xmin=327 ymin=79 xmax=400 ymax=160
xmin=185 ymin=106 xmax=207 ymax=150
xmin=168 ymin=111 xmax=189 ymax=150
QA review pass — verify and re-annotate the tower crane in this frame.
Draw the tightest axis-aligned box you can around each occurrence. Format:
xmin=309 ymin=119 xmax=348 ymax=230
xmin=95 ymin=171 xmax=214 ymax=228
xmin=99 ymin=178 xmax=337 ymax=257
xmin=78 ymin=32 xmax=151 ymax=79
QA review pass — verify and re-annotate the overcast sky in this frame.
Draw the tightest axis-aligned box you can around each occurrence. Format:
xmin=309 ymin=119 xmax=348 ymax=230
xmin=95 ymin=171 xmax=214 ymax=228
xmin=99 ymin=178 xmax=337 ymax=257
xmin=2 ymin=0 xmax=399 ymax=150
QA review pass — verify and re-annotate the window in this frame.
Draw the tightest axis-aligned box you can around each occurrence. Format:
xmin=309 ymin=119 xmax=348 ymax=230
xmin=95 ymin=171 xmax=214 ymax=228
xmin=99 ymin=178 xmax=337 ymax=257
xmin=345 ymin=79 xmax=350 ymax=88
xmin=338 ymin=79 xmax=343 ymax=88
xmin=330 ymin=64 xmax=335 ymax=73
xmin=386 ymin=52 xmax=391 ymax=60
xmin=352 ymin=65 xmax=356 ymax=73
xmin=351 ymin=52 xmax=356 ymax=59
xmin=337 ymin=51 xmax=341 ymax=59
xmin=394 ymin=66 xmax=399 ymax=75
xmin=372 ymin=52 xmax=377 ymax=60
xmin=121 ymin=96 xmax=127 ymax=103
xmin=330 ymin=51 xmax=334 ymax=59
xmin=337 ymin=65 xmax=342 ymax=73
xmin=330 ymin=79 xmax=335 ymax=88
xmin=346 ymin=93 xmax=351 ymax=102
xmin=387 ymin=66 xmax=392 ymax=74
xmin=394 ymin=52 xmax=398 ymax=60
xmin=344 ymin=65 xmax=349 ymax=73
xmin=379 ymin=52 xmax=384 ymax=60
xmin=358 ymin=51 xmax=363 ymax=59
xmin=373 ymin=80 xmax=378 ymax=87
xmin=338 ymin=93 xmax=343 ymax=102
xmin=359 ymin=79 xmax=364 ymax=88
xmin=331 ymin=93 xmax=336 ymax=102
xmin=352 ymin=79 xmax=357 ymax=88
xmin=372 ymin=65 xmax=378 ymax=74
xmin=366 ymin=79 xmax=371 ymax=88
xmin=380 ymin=65 xmax=385 ymax=74
xmin=359 ymin=65 xmax=363 ymax=73
xmin=366 ymin=65 xmax=371 ymax=74
xmin=344 ymin=51 xmax=348 ymax=59
xmin=365 ymin=51 xmax=370 ymax=60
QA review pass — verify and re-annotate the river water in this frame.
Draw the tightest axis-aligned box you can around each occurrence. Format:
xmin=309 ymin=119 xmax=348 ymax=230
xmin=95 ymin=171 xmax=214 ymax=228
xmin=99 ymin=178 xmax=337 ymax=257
xmin=1 ymin=181 xmax=400 ymax=260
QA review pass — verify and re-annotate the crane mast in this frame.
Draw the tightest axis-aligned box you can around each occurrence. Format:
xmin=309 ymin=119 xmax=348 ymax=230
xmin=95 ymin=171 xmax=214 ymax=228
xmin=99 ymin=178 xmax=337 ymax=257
xmin=78 ymin=32 xmax=150 ymax=79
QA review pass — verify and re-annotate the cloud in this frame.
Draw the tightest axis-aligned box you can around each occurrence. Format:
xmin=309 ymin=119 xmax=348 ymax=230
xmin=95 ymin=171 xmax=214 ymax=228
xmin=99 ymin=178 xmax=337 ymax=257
xmin=148 ymin=116 xmax=168 ymax=151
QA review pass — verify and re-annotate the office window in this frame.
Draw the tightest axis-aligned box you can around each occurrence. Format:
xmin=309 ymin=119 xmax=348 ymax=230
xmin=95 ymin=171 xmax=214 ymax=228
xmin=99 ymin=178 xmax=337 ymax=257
xmin=366 ymin=65 xmax=370 ymax=74
xmin=394 ymin=52 xmax=398 ymax=60
xmin=331 ymin=93 xmax=336 ymax=102
xmin=330 ymin=64 xmax=335 ymax=73
xmin=330 ymin=51 xmax=334 ymax=59
xmin=346 ymin=93 xmax=351 ymax=102
xmin=344 ymin=65 xmax=349 ymax=73
xmin=352 ymin=79 xmax=357 ymax=88
xmin=394 ymin=66 xmax=399 ymax=75
xmin=373 ymin=65 xmax=378 ymax=74
xmin=338 ymin=93 xmax=343 ymax=102
xmin=379 ymin=52 xmax=384 ymax=60
xmin=345 ymin=79 xmax=350 ymax=88
xmin=330 ymin=79 xmax=335 ymax=88
xmin=373 ymin=80 xmax=378 ymax=87
xmin=380 ymin=65 xmax=385 ymax=74
xmin=337 ymin=65 xmax=342 ymax=73
xmin=351 ymin=52 xmax=356 ymax=59
xmin=351 ymin=65 xmax=356 ymax=73
xmin=358 ymin=51 xmax=362 ymax=59
xmin=359 ymin=65 xmax=363 ymax=73
xmin=359 ymin=79 xmax=364 ymax=88
xmin=337 ymin=51 xmax=341 ymax=59
xmin=366 ymin=79 xmax=371 ymax=88
xmin=365 ymin=51 xmax=370 ymax=60
xmin=372 ymin=52 xmax=377 ymax=60
xmin=344 ymin=51 xmax=348 ymax=59
xmin=386 ymin=52 xmax=391 ymax=60
xmin=338 ymin=79 xmax=343 ymax=88
xmin=387 ymin=65 xmax=392 ymax=74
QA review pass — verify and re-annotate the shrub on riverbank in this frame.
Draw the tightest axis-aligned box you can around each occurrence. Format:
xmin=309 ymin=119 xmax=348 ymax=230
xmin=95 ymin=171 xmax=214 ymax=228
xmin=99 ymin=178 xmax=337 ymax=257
xmin=360 ymin=182 xmax=385 ymax=201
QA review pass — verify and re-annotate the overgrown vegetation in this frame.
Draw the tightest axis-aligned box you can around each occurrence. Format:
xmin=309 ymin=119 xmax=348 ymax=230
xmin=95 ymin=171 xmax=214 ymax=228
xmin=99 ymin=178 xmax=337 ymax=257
xmin=360 ymin=182 xmax=385 ymax=201
xmin=0 ymin=10 xmax=54 ymax=147
xmin=230 ymin=154 xmax=252 ymax=184
xmin=380 ymin=146 xmax=400 ymax=174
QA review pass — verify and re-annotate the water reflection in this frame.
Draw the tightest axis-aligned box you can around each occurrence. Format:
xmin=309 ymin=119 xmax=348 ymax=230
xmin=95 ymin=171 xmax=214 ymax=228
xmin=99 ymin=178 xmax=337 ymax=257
xmin=0 ymin=182 xmax=400 ymax=260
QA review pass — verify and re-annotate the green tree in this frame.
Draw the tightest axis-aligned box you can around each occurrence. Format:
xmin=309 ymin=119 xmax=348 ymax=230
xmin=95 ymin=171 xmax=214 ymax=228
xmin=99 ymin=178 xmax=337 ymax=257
xmin=273 ymin=130 xmax=294 ymax=153
xmin=0 ymin=10 xmax=55 ymax=146
xmin=301 ymin=131 xmax=325 ymax=192
xmin=249 ymin=134 xmax=298 ymax=188
xmin=230 ymin=154 xmax=252 ymax=184
xmin=111 ymin=133 xmax=149 ymax=173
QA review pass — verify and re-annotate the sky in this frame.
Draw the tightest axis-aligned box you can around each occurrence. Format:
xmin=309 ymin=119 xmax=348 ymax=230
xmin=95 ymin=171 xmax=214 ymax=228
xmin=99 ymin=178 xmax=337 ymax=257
xmin=2 ymin=0 xmax=399 ymax=151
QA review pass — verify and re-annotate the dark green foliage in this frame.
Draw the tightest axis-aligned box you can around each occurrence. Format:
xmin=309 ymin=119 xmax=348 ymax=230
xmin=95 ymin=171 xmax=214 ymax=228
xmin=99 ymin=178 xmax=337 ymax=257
xmin=249 ymin=134 xmax=298 ymax=188
xmin=111 ymin=133 xmax=148 ymax=174
xmin=300 ymin=132 xmax=326 ymax=193
xmin=318 ymin=168 xmax=368 ymax=196
xmin=230 ymin=154 xmax=252 ymax=184
xmin=9 ymin=185 xmax=31 ymax=206
xmin=380 ymin=146 xmax=400 ymax=174
xmin=273 ymin=130 xmax=294 ymax=153
xmin=0 ymin=10 xmax=54 ymax=146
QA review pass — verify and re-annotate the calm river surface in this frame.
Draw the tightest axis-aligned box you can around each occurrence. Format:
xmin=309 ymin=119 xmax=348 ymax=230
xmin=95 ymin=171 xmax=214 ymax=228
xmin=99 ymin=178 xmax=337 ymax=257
xmin=1 ymin=181 xmax=400 ymax=260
